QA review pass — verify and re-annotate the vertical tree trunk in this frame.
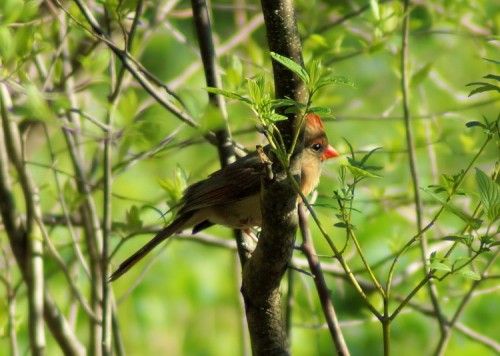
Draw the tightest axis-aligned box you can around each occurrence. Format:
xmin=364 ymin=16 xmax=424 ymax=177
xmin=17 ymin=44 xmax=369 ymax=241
xmin=241 ymin=0 xmax=307 ymax=354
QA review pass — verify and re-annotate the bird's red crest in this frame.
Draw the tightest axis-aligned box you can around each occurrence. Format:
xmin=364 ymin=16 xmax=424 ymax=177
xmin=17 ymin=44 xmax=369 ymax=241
xmin=306 ymin=113 xmax=324 ymax=129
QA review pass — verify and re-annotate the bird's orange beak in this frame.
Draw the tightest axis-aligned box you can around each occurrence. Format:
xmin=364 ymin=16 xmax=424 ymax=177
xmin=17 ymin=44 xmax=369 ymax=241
xmin=321 ymin=145 xmax=339 ymax=161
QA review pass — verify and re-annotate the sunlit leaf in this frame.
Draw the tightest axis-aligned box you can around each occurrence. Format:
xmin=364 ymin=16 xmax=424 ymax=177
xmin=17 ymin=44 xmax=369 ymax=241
xmin=316 ymin=76 xmax=355 ymax=90
xmin=429 ymin=262 xmax=451 ymax=272
xmin=269 ymin=113 xmax=288 ymax=122
xmin=205 ymin=87 xmax=251 ymax=104
xmin=457 ymin=270 xmax=481 ymax=281
xmin=475 ymin=168 xmax=500 ymax=222
xmin=346 ymin=164 xmax=382 ymax=179
xmin=370 ymin=0 xmax=380 ymax=21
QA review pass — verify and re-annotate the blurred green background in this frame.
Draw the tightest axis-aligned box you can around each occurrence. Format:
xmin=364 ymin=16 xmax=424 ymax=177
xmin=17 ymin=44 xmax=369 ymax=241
xmin=0 ymin=0 xmax=498 ymax=355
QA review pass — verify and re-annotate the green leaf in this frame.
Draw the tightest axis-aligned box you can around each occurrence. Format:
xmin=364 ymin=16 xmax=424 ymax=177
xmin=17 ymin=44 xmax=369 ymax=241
xmin=13 ymin=25 xmax=35 ymax=58
xmin=307 ymin=106 xmax=331 ymax=115
xmin=484 ymin=74 xmax=500 ymax=82
xmin=475 ymin=168 xmax=500 ymax=222
xmin=334 ymin=222 xmax=348 ymax=228
xmin=126 ymin=205 xmax=143 ymax=231
xmin=359 ymin=147 xmax=383 ymax=166
xmin=411 ymin=63 xmax=433 ymax=87
xmin=225 ymin=55 xmax=243 ymax=87
xmin=429 ymin=262 xmax=451 ymax=272
xmin=316 ymin=76 xmax=355 ymax=90
xmin=0 ymin=26 xmax=14 ymax=64
xmin=466 ymin=82 xmax=500 ymax=97
xmin=24 ymin=84 xmax=54 ymax=121
xmin=466 ymin=121 xmax=485 ymax=128
xmin=270 ymin=52 xmax=309 ymax=84
xmin=269 ymin=113 xmax=288 ymax=122
xmin=443 ymin=235 xmax=473 ymax=246
xmin=422 ymin=188 xmax=483 ymax=229
xmin=246 ymin=77 xmax=263 ymax=106
xmin=370 ymin=0 xmax=380 ymax=21
xmin=307 ymin=59 xmax=323 ymax=88
xmin=157 ymin=174 xmax=183 ymax=204
xmin=482 ymin=58 xmax=500 ymax=65
xmin=174 ymin=165 xmax=188 ymax=193
xmin=205 ymin=87 xmax=251 ymax=104
xmin=457 ymin=269 xmax=481 ymax=281
xmin=334 ymin=222 xmax=355 ymax=229
xmin=345 ymin=164 xmax=382 ymax=179
xmin=272 ymin=98 xmax=306 ymax=111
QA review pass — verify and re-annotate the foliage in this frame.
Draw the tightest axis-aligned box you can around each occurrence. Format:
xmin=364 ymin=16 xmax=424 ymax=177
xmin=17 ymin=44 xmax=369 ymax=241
xmin=0 ymin=0 xmax=499 ymax=355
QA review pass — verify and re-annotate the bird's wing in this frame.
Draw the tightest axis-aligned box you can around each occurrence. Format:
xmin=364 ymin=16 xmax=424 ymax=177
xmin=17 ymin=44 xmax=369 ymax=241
xmin=179 ymin=151 xmax=263 ymax=213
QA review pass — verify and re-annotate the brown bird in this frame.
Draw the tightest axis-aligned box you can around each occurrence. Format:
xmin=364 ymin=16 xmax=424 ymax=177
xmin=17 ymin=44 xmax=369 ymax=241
xmin=109 ymin=114 xmax=338 ymax=281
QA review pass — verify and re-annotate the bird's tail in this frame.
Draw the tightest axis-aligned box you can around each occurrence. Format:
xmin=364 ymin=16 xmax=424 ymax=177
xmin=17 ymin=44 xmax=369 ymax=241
xmin=108 ymin=213 xmax=192 ymax=282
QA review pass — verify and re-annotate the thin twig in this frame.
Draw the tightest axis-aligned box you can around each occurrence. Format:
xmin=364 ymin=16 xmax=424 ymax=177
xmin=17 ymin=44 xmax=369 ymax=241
xmin=298 ymin=204 xmax=350 ymax=355
xmin=434 ymin=249 xmax=500 ymax=355
xmin=398 ymin=0 xmax=445 ymax=336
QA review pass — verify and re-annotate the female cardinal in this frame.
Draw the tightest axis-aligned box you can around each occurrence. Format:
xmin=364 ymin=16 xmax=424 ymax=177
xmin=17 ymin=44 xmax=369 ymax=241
xmin=109 ymin=114 xmax=338 ymax=281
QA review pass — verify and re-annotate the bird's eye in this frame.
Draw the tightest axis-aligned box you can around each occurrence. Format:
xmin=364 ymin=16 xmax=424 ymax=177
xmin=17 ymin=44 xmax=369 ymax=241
xmin=311 ymin=143 xmax=322 ymax=152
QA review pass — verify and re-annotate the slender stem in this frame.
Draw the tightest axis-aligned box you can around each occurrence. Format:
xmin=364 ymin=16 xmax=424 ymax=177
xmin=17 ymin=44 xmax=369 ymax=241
xmin=434 ymin=250 xmax=499 ymax=355
xmin=298 ymin=204 xmax=350 ymax=355
xmin=400 ymin=0 xmax=445 ymax=335
xmin=1 ymin=249 xmax=19 ymax=356
xmin=347 ymin=228 xmax=386 ymax=298
xmin=101 ymin=106 xmax=114 ymax=355
xmin=288 ymin=169 xmax=382 ymax=319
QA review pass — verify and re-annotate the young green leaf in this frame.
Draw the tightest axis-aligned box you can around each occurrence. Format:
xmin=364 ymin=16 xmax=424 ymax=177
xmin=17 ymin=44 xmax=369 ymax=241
xmin=316 ymin=76 xmax=355 ymax=90
xmin=334 ymin=222 xmax=355 ymax=229
xmin=126 ymin=205 xmax=143 ymax=231
xmin=429 ymin=262 xmax=452 ymax=272
xmin=246 ymin=77 xmax=263 ymax=106
xmin=346 ymin=164 xmax=382 ymax=179
xmin=307 ymin=106 xmax=331 ymax=115
xmin=205 ymin=87 xmax=251 ymax=104
xmin=411 ymin=62 xmax=433 ymax=87
xmin=307 ymin=59 xmax=323 ymax=89
xmin=475 ymin=168 xmax=500 ymax=222
xmin=443 ymin=235 xmax=474 ymax=246
xmin=269 ymin=113 xmax=288 ymax=122
xmin=457 ymin=269 xmax=481 ymax=281
xmin=270 ymin=52 xmax=309 ymax=85
xmin=370 ymin=0 xmax=380 ymax=21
